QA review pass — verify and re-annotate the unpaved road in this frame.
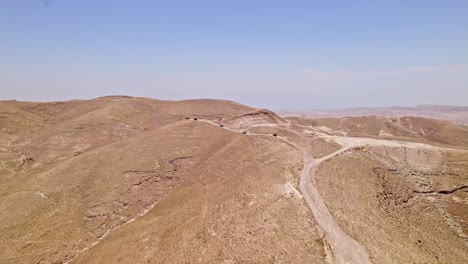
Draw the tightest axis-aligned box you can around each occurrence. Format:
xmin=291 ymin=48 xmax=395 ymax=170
xmin=299 ymin=144 xmax=371 ymax=264
xmin=199 ymin=119 xmax=372 ymax=263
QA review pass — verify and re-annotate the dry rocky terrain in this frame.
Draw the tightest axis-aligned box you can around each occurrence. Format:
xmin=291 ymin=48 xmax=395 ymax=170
xmin=0 ymin=96 xmax=466 ymax=263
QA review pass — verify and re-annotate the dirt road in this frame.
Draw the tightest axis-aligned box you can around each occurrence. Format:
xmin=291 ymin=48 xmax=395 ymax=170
xmin=199 ymin=119 xmax=372 ymax=263
xmin=299 ymin=145 xmax=371 ymax=264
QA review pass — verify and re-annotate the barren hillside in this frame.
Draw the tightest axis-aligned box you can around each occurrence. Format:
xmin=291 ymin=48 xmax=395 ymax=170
xmin=1 ymin=97 xmax=466 ymax=264
xmin=314 ymin=146 xmax=467 ymax=263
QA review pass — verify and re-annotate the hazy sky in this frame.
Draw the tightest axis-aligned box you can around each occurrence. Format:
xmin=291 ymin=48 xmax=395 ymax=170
xmin=1 ymin=0 xmax=467 ymax=109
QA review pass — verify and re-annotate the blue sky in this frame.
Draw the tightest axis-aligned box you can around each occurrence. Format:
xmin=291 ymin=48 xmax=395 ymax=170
xmin=1 ymin=0 xmax=467 ymax=109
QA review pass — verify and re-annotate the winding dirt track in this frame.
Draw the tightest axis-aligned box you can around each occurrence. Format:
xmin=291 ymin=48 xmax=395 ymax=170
xmin=299 ymin=145 xmax=371 ymax=264
xmin=199 ymin=119 xmax=371 ymax=263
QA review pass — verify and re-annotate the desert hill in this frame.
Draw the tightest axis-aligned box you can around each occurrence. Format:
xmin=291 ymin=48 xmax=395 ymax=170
xmin=0 ymin=97 xmax=467 ymax=263
xmin=0 ymin=96 xmax=253 ymax=166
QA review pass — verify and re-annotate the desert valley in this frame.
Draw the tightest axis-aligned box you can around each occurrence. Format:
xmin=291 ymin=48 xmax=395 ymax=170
xmin=0 ymin=96 xmax=466 ymax=264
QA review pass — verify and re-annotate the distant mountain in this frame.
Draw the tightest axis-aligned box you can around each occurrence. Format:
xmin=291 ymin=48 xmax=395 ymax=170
xmin=278 ymin=105 xmax=468 ymax=124
xmin=290 ymin=115 xmax=468 ymax=147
